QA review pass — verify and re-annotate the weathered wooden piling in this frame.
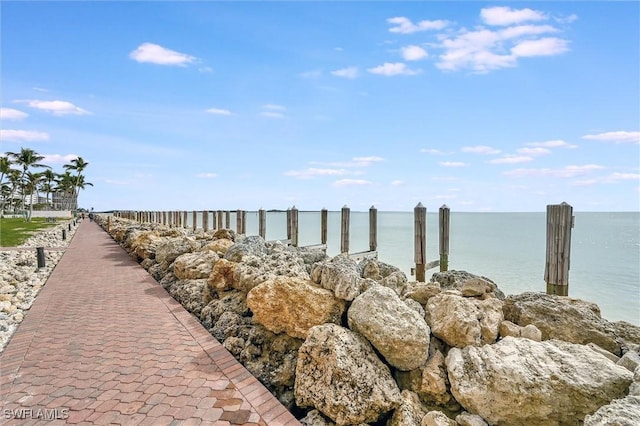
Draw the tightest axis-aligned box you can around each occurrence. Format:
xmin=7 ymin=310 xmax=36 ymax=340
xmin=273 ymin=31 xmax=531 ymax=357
xmin=369 ymin=205 xmax=377 ymax=252
xmin=258 ymin=209 xmax=266 ymax=239
xmin=236 ymin=209 xmax=242 ymax=234
xmin=439 ymin=204 xmax=450 ymax=272
xmin=225 ymin=211 xmax=231 ymax=229
xmin=545 ymin=202 xmax=574 ymax=296
xmin=414 ymin=202 xmax=427 ymax=282
xmin=321 ymin=208 xmax=328 ymax=245
xmin=291 ymin=206 xmax=299 ymax=247
xmin=341 ymin=205 xmax=350 ymax=254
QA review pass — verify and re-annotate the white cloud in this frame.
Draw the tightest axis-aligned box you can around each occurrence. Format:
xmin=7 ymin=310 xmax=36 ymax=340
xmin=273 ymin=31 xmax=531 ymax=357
xmin=517 ymin=147 xmax=551 ymax=156
xmin=197 ymin=173 xmax=218 ymax=178
xmin=129 ymin=42 xmax=196 ymax=66
xmin=312 ymin=156 xmax=383 ymax=168
xmin=511 ymin=37 xmax=569 ymax=57
xmin=608 ymin=172 xmax=640 ymax=181
xmin=20 ymin=100 xmax=90 ymax=116
xmin=436 ymin=29 xmax=518 ymax=72
xmin=368 ymin=62 xmax=421 ymax=76
xmin=42 ymin=154 xmax=78 ymax=164
xmin=331 ymin=67 xmax=359 ymax=79
xmin=504 ymin=164 xmax=605 ymax=178
xmin=400 ymin=45 xmax=428 ymax=61
xmin=333 ymin=179 xmax=372 ymax=187
xmin=582 ymin=131 xmax=640 ymax=144
xmin=420 ymin=148 xmax=454 ymax=155
xmin=262 ymin=104 xmax=286 ymax=111
xmin=462 ymin=145 xmax=501 ymax=155
xmin=391 ymin=180 xmax=405 ymax=186
xmin=0 ymin=108 xmax=28 ymax=120
xmin=1 ymin=129 xmax=50 ymax=142
xmin=498 ymin=25 xmax=559 ymax=40
xmin=439 ymin=161 xmax=467 ymax=167
xmin=260 ymin=111 xmax=285 ymax=119
xmin=206 ymin=108 xmax=232 ymax=116
xmin=387 ymin=17 xmax=449 ymax=34
xmin=284 ymin=168 xmax=347 ymax=179
xmin=481 ymin=6 xmax=547 ymax=26
xmin=525 ymin=139 xmax=577 ymax=149
xmin=352 ymin=156 xmax=384 ymax=166
xmin=260 ymin=104 xmax=286 ymax=119
xmin=488 ymin=155 xmax=533 ymax=164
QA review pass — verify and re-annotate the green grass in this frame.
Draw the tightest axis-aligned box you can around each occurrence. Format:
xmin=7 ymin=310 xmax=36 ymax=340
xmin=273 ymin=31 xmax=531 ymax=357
xmin=0 ymin=217 xmax=60 ymax=247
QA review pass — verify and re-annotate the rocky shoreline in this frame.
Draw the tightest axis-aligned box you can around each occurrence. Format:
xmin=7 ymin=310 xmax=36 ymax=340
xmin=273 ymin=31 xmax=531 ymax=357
xmin=0 ymin=219 xmax=80 ymax=352
xmin=4 ymin=215 xmax=639 ymax=425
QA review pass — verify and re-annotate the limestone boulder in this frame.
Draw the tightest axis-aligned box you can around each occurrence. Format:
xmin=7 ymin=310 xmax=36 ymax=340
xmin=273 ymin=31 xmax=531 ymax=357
xmin=445 ymin=336 xmax=633 ymax=426
xmin=168 ymin=279 xmax=207 ymax=316
xmin=426 ymin=293 xmax=503 ymax=348
xmin=388 ymin=390 xmax=429 ymax=426
xmin=233 ymin=249 xmax=310 ymax=293
xmin=311 ymin=254 xmax=373 ymax=301
xmin=348 ymin=285 xmax=430 ymax=371
xmin=246 ymin=276 xmax=345 ymax=339
xmin=199 ymin=290 xmax=249 ymax=329
xmin=422 ymin=411 xmax=456 ymax=426
xmin=403 ymin=282 xmax=442 ymax=305
xmin=224 ymin=235 xmax=267 ymax=262
xmin=455 ymin=412 xmax=488 ymax=426
xmin=430 ymin=271 xmax=505 ymax=300
xmin=295 ymin=324 xmax=402 ymax=425
xmin=127 ymin=230 xmax=161 ymax=261
xmin=173 ymin=251 xmax=218 ymax=280
xmin=206 ymin=259 xmax=236 ymax=297
xmin=155 ymin=236 xmax=199 ymax=267
xmin=583 ymin=396 xmax=640 ymax=426
xmin=202 ymin=238 xmax=234 ymax=256
xmin=503 ymin=292 xmax=621 ymax=354
xmin=396 ymin=350 xmax=452 ymax=407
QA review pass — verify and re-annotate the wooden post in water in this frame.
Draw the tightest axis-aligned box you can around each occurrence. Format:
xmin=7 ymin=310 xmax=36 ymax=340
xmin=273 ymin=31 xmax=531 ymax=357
xmin=211 ymin=211 xmax=216 ymax=230
xmin=259 ymin=209 xmax=266 ymax=239
xmin=291 ymin=206 xmax=299 ymax=247
xmin=414 ymin=202 xmax=427 ymax=282
xmin=545 ymin=202 xmax=574 ymax=296
xmin=321 ymin=208 xmax=328 ymax=245
xmin=241 ymin=210 xmax=247 ymax=235
xmin=439 ymin=204 xmax=450 ymax=272
xmin=236 ymin=209 xmax=242 ymax=234
xmin=203 ymin=211 xmax=209 ymax=232
xmin=183 ymin=211 xmax=188 ymax=229
xmin=225 ymin=211 xmax=231 ymax=229
xmin=341 ymin=205 xmax=350 ymax=254
xmin=369 ymin=205 xmax=378 ymax=252
xmin=217 ymin=210 xmax=223 ymax=229
xmin=286 ymin=208 xmax=292 ymax=241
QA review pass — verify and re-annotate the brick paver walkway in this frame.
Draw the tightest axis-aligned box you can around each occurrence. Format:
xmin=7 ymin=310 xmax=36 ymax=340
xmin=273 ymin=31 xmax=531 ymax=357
xmin=0 ymin=220 xmax=300 ymax=425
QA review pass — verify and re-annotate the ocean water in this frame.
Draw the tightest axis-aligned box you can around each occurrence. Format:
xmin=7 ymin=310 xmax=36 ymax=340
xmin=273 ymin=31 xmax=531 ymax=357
xmin=184 ymin=211 xmax=639 ymax=325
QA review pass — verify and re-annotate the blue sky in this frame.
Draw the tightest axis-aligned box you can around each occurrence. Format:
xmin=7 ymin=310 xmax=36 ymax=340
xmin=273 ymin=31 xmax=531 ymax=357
xmin=1 ymin=1 xmax=638 ymax=212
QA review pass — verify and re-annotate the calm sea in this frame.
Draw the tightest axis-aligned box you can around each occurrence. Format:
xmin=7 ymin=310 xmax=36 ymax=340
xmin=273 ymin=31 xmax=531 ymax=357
xmin=185 ymin=211 xmax=639 ymax=325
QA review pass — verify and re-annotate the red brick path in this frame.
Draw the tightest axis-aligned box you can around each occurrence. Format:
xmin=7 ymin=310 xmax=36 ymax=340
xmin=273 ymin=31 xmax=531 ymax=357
xmin=0 ymin=220 xmax=300 ymax=425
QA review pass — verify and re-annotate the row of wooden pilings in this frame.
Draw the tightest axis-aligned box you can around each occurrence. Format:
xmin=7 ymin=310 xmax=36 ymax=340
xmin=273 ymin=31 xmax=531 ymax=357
xmin=114 ymin=204 xmax=452 ymax=281
xmin=113 ymin=202 xmax=573 ymax=294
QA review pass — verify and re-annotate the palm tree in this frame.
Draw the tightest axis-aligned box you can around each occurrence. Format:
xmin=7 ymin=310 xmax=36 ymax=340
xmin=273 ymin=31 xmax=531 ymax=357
xmin=40 ymin=169 xmax=57 ymax=207
xmin=24 ymin=171 xmax=44 ymax=220
xmin=62 ymin=157 xmax=92 ymax=210
xmin=5 ymin=148 xmax=50 ymax=211
xmin=0 ymin=155 xmax=15 ymax=215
